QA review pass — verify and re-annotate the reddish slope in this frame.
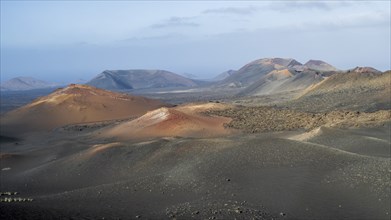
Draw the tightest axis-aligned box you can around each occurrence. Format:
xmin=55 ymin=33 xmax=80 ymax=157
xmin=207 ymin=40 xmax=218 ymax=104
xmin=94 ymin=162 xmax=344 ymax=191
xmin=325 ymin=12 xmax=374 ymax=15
xmin=0 ymin=84 xmax=168 ymax=134
xmin=102 ymin=103 xmax=234 ymax=139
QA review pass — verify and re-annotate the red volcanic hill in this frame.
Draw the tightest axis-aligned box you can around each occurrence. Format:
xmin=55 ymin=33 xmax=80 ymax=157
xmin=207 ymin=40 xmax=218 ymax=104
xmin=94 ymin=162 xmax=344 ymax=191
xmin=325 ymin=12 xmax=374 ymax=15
xmin=101 ymin=103 xmax=234 ymax=139
xmin=0 ymin=84 xmax=168 ymax=134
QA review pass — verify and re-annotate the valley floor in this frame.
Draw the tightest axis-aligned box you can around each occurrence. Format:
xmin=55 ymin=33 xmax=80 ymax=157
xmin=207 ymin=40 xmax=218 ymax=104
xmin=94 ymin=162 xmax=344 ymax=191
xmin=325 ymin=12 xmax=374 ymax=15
xmin=1 ymin=86 xmax=390 ymax=219
xmin=1 ymin=120 xmax=390 ymax=219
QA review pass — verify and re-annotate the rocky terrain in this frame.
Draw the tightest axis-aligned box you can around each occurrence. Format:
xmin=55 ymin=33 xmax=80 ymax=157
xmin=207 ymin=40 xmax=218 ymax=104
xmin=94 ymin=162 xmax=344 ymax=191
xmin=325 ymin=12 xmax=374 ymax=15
xmin=207 ymin=106 xmax=390 ymax=133
xmin=1 ymin=58 xmax=390 ymax=220
xmin=1 ymin=118 xmax=389 ymax=219
xmin=237 ymin=70 xmax=324 ymax=96
xmin=286 ymin=70 xmax=390 ymax=112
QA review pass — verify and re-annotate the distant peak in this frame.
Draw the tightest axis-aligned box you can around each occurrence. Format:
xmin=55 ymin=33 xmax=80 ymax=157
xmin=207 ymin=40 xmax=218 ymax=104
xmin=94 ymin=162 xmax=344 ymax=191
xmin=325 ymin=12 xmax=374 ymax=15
xmin=11 ymin=76 xmax=37 ymax=80
xmin=268 ymin=57 xmax=296 ymax=63
xmin=52 ymin=84 xmax=119 ymax=97
xmin=350 ymin=66 xmax=381 ymax=74
xmin=287 ymin=59 xmax=303 ymax=67
xmin=87 ymin=69 xmax=197 ymax=90
xmin=0 ymin=76 xmax=58 ymax=91
xmin=252 ymin=57 xmax=302 ymax=67
xmin=304 ymin=59 xmax=330 ymax=66
xmin=68 ymin=83 xmax=92 ymax=88
xmin=225 ymin=69 xmax=237 ymax=74
xmin=305 ymin=60 xmax=324 ymax=65
xmin=102 ymin=70 xmax=112 ymax=74
xmin=304 ymin=59 xmax=337 ymax=71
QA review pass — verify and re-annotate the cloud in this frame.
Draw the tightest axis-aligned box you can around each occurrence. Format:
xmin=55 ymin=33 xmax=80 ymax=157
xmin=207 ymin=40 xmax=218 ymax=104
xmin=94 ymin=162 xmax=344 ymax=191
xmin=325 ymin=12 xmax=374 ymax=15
xmin=244 ymin=9 xmax=390 ymax=35
xmin=120 ymin=33 xmax=188 ymax=46
xmin=268 ymin=1 xmax=353 ymax=12
xmin=202 ymin=6 xmax=258 ymax=15
xmin=150 ymin=16 xmax=199 ymax=29
xmin=300 ymin=10 xmax=390 ymax=31
xmin=274 ymin=1 xmax=331 ymax=11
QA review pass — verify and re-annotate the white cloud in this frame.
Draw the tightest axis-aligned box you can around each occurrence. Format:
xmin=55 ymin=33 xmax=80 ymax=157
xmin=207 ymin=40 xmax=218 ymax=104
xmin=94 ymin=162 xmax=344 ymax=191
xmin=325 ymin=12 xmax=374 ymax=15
xmin=150 ymin=16 xmax=199 ymax=29
xmin=202 ymin=6 xmax=258 ymax=15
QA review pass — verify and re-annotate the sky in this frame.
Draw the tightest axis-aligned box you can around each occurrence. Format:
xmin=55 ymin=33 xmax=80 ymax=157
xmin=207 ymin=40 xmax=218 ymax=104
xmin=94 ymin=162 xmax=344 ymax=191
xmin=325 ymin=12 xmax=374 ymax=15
xmin=1 ymin=1 xmax=390 ymax=83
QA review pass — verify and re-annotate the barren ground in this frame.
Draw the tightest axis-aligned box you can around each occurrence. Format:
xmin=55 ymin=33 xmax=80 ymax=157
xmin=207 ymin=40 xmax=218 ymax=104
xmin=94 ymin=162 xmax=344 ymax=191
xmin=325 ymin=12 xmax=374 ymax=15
xmin=1 ymin=87 xmax=390 ymax=219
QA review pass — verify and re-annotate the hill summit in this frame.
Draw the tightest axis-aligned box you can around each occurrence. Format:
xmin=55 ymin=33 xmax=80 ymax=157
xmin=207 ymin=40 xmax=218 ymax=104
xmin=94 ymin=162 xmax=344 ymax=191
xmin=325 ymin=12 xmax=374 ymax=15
xmin=303 ymin=60 xmax=338 ymax=72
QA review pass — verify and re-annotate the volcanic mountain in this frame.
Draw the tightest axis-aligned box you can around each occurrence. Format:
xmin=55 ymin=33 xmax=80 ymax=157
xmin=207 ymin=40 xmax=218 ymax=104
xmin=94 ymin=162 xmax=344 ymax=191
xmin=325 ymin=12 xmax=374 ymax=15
xmin=303 ymin=60 xmax=338 ymax=72
xmin=102 ymin=103 xmax=233 ymax=139
xmin=217 ymin=58 xmax=339 ymax=96
xmin=86 ymin=69 xmax=198 ymax=90
xmin=0 ymin=77 xmax=58 ymax=91
xmin=0 ymin=84 xmax=168 ymax=135
xmin=237 ymin=69 xmax=324 ymax=96
xmin=220 ymin=58 xmax=303 ymax=87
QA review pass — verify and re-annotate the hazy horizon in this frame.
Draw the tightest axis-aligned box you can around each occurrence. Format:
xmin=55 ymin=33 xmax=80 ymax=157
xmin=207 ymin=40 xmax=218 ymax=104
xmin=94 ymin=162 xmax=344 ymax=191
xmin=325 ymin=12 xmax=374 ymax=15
xmin=1 ymin=1 xmax=390 ymax=83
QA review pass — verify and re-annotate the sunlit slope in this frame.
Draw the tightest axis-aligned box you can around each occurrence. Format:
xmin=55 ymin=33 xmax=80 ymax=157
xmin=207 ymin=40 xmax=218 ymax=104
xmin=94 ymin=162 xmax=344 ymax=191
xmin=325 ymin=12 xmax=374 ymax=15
xmin=102 ymin=103 xmax=234 ymax=139
xmin=0 ymin=84 xmax=168 ymax=134
xmin=287 ymin=70 xmax=391 ymax=112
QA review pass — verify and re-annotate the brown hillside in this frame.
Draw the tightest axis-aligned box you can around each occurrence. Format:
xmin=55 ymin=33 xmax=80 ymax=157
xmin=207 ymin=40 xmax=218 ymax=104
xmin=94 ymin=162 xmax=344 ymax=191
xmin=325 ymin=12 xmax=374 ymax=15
xmin=0 ymin=84 xmax=168 ymax=135
xmin=101 ymin=103 xmax=233 ymax=139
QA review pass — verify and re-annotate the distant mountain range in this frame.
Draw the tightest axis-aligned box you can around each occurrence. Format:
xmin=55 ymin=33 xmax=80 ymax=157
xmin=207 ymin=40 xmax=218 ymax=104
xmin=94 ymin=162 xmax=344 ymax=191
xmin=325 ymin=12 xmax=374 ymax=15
xmin=219 ymin=58 xmax=339 ymax=88
xmin=83 ymin=58 xmax=344 ymax=93
xmin=1 ymin=61 xmax=389 ymax=133
xmin=217 ymin=58 xmax=350 ymax=96
xmin=3 ymin=58 xmax=386 ymax=96
xmin=0 ymin=77 xmax=59 ymax=91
